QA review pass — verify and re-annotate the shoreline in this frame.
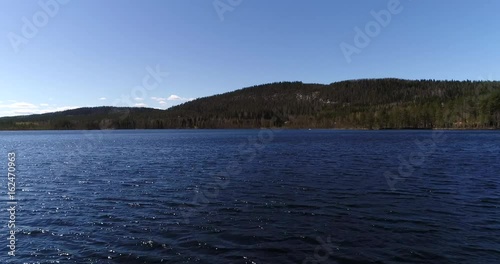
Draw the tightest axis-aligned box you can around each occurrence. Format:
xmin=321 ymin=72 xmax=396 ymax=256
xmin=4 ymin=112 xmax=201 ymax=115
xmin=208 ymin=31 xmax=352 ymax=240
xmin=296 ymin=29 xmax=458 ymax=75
xmin=0 ymin=127 xmax=498 ymax=132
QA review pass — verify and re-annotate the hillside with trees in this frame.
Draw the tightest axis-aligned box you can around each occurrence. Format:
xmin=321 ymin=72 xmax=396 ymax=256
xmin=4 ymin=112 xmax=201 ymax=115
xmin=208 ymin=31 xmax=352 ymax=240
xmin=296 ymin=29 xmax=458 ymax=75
xmin=1 ymin=79 xmax=500 ymax=130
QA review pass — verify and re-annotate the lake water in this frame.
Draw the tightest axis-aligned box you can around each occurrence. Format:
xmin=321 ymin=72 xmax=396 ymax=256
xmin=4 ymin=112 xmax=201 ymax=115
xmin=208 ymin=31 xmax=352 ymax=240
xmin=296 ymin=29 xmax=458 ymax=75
xmin=0 ymin=130 xmax=499 ymax=263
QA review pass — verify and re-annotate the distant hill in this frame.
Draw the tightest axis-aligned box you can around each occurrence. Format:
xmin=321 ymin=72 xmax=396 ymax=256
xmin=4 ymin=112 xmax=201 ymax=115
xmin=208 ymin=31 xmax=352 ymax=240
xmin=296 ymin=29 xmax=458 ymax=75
xmin=1 ymin=79 xmax=500 ymax=130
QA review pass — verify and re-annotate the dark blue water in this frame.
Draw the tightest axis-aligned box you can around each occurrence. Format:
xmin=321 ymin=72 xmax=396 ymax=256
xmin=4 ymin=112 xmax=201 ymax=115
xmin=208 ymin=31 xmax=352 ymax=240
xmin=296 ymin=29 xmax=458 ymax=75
xmin=0 ymin=130 xmax=499 ymax=263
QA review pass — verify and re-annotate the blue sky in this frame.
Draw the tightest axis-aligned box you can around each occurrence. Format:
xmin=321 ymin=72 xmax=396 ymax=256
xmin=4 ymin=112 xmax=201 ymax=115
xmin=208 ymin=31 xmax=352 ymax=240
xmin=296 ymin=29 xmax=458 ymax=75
xmin=0 ymin=0 xmax=499 ymax=117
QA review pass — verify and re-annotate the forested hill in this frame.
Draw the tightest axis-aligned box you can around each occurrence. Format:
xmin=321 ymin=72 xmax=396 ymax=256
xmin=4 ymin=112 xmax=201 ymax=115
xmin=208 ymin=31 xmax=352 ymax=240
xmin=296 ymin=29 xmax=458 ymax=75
xmin=1 ymin=79 xmax=500 ymax=130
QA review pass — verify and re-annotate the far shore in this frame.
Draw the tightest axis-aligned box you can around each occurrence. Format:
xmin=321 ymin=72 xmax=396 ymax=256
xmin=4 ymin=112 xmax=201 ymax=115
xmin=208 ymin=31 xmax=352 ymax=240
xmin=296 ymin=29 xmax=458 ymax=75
xmin=1 ymin=127 xmax=498 ymax=132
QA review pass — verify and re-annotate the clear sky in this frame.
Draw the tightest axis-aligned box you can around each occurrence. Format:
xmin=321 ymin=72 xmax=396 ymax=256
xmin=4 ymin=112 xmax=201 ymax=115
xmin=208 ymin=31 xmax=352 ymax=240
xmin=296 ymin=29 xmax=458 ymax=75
xmin=1 ymin=0 xmax=499 ymax=117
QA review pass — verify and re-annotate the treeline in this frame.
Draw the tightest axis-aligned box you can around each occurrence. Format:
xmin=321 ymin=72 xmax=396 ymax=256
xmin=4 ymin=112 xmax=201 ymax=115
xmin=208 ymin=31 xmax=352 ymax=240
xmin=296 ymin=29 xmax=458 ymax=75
xmin=1 ymin=79 xmax=500 ymax=130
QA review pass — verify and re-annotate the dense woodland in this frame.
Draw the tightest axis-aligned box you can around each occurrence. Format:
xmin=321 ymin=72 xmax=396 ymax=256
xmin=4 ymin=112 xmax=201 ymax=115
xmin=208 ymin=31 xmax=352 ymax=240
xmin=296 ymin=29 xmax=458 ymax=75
xmin=1 ymin=79 xmax=500 ymax=130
